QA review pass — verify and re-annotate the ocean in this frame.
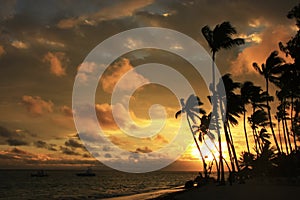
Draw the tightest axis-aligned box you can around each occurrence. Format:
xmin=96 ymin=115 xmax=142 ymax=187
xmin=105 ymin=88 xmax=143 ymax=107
xmin=0 ymin=170 xmax=201 ymax=200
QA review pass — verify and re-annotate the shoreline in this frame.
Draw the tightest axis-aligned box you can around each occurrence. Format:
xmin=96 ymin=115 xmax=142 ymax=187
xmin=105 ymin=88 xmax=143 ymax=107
xmin=149 ymin=177 xmax=300 ymax=200
xmin=101 ymin=187 xmax=184 ymax=200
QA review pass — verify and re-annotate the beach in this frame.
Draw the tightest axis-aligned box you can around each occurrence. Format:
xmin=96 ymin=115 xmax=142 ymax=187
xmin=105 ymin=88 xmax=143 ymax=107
xmin=150 ymin=178 xmax=300 ymax=200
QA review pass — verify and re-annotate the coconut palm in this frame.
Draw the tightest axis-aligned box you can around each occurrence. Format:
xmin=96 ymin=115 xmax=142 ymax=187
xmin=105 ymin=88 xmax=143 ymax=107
xmin=217 ymin=74 xmax=243 ymax=173
xmin=202 ymin=21 xmax=245 ymax=185
xmin=175 ymin=94 xmax=207 ymax=175
xmin=240 ymin=81 xmax=261 ymax=153
xmin=253 ymin=51 xmax=285 ymax=153
xmin=248 ymin=109 xmax=269 ymax=154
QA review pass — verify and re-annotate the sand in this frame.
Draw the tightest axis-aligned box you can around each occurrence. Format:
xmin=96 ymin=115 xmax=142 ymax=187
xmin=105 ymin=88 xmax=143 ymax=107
xmin=150 ymin=178 xmax=300 ymax=200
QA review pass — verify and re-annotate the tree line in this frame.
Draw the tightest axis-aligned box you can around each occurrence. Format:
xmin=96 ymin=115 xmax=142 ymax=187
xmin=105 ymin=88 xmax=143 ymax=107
xmin=176 ymin=3 xmax=300 ymax=185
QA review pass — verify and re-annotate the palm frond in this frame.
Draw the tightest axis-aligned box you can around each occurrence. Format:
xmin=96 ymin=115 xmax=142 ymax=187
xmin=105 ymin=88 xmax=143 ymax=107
xmin=175 ymin=110 xmax=182 ymax=119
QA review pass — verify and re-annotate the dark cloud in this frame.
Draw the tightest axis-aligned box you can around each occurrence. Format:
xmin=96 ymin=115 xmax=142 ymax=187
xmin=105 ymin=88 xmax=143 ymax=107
xmin=104 ymin=153 xmax=112 ymax=158
xmin=6 ymin=138 xmax=28 ymax=146
xmin=60 ymin=146 xmax=80 ymax=156
xmin=34 ymin=140 xmax=57 ymax=151
xmin=0 ymin=126 xmax=13 ymax=138
xmin=64 ymin=138 xmax=84 ymax=149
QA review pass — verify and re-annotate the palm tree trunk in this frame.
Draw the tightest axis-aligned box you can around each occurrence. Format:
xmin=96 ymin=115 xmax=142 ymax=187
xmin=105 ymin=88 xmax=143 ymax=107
xmin=212 ymin=51 xmax=225 ymax=185
xmin=282 ymin=119 xmax=289 ymax=154
xmin=283 ymin=100 xmax=293 ymax=153
xmin=227 ymin=124 xmax=240 ymax=172
xmin=291 ymin=94 xmax=297 ymax=151
xmin=266 ymin=79 xmax=281 ymax=153
xmin=204 ymin=139 xmax=219 ymax=175
xmin=277 ymin=119 xmax=283 ymax=153
xmin=186 ymin=116 xmax=207 ymax=177
xmin=224 ymin=123 xmax=235 ymax=172
xmin=243 ymin=109 xmax=250 ymax=153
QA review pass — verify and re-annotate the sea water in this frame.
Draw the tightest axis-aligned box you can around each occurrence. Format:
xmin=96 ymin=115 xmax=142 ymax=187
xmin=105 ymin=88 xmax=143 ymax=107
xmin=0 ymin=170 xmax=201 ymax=199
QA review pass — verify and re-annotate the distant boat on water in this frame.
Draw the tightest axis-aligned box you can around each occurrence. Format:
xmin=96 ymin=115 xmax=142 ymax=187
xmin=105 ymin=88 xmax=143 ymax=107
xmin=31 ymin=170 xmax=48 ymax=177
xmin=76 ymin=167 xmax=96 ymax=177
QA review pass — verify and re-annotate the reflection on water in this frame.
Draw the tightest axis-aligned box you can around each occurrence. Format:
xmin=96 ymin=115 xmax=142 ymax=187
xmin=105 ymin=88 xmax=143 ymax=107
xmin=0 ymin=170 xmax=202 ymax=199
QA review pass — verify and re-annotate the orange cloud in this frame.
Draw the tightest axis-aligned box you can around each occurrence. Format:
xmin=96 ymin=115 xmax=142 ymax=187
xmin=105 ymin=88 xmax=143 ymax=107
xmin=0 ymin=45 xmax=5 ymax=56
xmin=231 ymin=24 xmax=295 ymax=75
xmin=135 ymin=146 xmax=152 ymax=153
xmin=21 ymin=95 xmax=54 ymax=116
xmin=43 ymin=52 xmax=67 ymax=77
xmin=100 ymin=58 xmax=148 ymax=93
xmin=95 ymin=103 xmax=117 ymax=129
xmin=60 ymin=105 xmax=73 ymax=117
xmin=57 ymin=0 xmax=154 ymax=29
xmin=11 ymin=40 xmax=29 ymax=49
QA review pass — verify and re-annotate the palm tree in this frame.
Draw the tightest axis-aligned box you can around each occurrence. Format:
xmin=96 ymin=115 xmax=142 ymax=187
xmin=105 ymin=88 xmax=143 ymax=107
xmin=202 ymin=21 xmax=245 ymax=185
xmin=175 ymin=94 xmax=207 ymax=176
xmin=217 ymin=74 xmax=243 ymax=173
xmin=240 ymin=81 xmax=260 ymax=153
xmin=253 ymin=51 xmax=285 ymax=153
xmin=248 ymin=109 xmax=269 ymax=154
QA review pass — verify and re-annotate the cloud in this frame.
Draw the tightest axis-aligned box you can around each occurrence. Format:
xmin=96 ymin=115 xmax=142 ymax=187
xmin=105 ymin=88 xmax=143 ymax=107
xmin=100 ymin=58 xmax=149 ymax=93
xmin=153 ymin=134 xmax=168 ymax=144
xmin=34 ymin=140 xmax=57 ymax=151
xmin=21 ymin=95 xmax=54 ymax=116
xmin=0 ymin=126 xmax=32 ymax=146
xmin=11 ymin=40 xmax=29 ymax=49
xmin=65 ymin=139 xmax=84 ymax=149
xmin=0 ymin=126 xmax=13 ymax=138
xmin=43 ymin=52 xmax=67 ymax=77
xmin=135 ymin=146 xmax=152 ymax=153
xmin=36 ymin=38 xmax=65 ymax=48
xmin=57 ymin=0 xmax=154 ymax=29
xmin=95 ymin=103 xmax=117 ymax=129
xmin=230 ymin=22 xmax=296 ymax=75
xmin=6 ymin=138 xmax=29 ymax=146
xmin=60 ymin=146 xmax=80 ymax=156
xmin=0 ymin=45 xmax=5 ymax=56
xmin=60 ymin=105 xmax=73 ymax=117
xmin=95 ymin=103 xmax=140 ymax=131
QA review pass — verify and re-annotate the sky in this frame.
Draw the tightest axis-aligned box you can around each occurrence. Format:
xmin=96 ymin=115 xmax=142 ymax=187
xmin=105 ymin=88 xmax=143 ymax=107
xmin=0 ymin=0 xmax=298 ymax=171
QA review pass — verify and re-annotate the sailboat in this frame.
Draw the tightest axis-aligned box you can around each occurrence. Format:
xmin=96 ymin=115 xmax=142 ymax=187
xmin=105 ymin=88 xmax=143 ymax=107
xmin=76 ymin=167 xmax=96 ymax=176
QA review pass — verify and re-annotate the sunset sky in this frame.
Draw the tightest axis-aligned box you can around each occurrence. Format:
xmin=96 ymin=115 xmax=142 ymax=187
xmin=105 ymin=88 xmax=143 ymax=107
xmin=0 ymin=0 xmax=298 ymax=171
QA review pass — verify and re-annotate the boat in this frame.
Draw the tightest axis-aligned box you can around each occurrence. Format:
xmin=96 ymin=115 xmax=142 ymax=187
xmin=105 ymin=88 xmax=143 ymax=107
xmin=31 ymin=170 xmax=48 ymax=177
xmin=76 ymin=167 xmax=96 ymax=176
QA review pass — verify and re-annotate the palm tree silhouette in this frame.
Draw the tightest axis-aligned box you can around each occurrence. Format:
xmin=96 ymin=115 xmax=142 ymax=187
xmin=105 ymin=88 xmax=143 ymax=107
xmin=241 ymin=81 xmax=261 ymax=153
xmin=201 ymin=21 xmax=244 ymax=185
xmin=217 ymin=74 xmax=243 ymax=173
xmin=248 ymin=109 xmax=269 ymax=154
xmin=275 ymin=63 xmax=299 ymax=151
xmin=175 ymin=94 xmax=207 ymax=176
xmin=253 ymin=51 xmax=285 ymax=153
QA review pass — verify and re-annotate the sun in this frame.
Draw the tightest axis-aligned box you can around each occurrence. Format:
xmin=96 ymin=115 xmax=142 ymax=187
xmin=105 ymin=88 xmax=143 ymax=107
xmin=189 ymin=144 xmax=216 ymax=163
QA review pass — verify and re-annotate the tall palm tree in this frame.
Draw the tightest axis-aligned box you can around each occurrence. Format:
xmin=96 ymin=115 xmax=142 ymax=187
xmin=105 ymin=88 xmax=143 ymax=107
xmin=217 ymin=74 xmax=243 ymax=173
xmin=276 ymin=64 xmax=299 ymax=151
xmin=175 ymin=94 xmax=207 ymax=175
xmin=248 ymin=109 xmax=269 ymax=154
xmin=240 ymin=81 xmax=260 ymax=153
xmin=202 ymin=21 xmax=245 ymax=185
xmin=253 ymin=51 xmax=285 ymax=153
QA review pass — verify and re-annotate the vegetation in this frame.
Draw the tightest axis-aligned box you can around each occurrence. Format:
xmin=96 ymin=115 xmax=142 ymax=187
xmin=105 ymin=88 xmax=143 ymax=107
xmin=176 ymin=3 xmax=300 ymax=185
